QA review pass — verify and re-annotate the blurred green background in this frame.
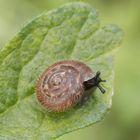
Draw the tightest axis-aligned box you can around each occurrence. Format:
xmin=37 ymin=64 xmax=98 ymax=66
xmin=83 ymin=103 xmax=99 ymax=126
xmin=0 ymin=0 xmax=140 ymax=140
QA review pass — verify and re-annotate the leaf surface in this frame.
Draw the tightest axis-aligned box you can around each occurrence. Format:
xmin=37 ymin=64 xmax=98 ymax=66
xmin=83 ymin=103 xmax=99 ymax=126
xmin=0 ymin=2 xmax=123 ymax=140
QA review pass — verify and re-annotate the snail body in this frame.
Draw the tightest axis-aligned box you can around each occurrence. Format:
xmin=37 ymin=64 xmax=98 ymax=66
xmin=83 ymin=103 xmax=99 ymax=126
xmin=36 ymin=60 xmax=105 ymax=112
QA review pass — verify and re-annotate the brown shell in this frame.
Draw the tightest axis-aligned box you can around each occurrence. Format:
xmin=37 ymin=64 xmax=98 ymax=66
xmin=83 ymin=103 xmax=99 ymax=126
xmin=36 ymin=60 xmax=94 ymax=112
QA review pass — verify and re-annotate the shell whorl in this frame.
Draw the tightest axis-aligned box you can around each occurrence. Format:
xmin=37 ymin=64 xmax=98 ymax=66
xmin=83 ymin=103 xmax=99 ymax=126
xmin=36 ymin=60 xmax=94 ymax=112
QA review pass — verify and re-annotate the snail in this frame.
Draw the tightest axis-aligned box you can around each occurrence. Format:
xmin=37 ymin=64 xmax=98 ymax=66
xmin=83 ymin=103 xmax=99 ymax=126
xmin=36 ymin=60 xmax=106 ymax=112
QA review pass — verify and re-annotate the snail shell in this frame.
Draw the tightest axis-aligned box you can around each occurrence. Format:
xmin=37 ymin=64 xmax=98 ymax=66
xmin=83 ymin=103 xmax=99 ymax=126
xmin=36 ymin=60 xmax=94 ymax=112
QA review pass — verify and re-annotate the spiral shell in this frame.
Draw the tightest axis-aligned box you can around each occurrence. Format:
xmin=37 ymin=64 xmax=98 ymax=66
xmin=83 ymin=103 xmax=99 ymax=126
xmin=36 ymin=60 xmax=94 ymax=112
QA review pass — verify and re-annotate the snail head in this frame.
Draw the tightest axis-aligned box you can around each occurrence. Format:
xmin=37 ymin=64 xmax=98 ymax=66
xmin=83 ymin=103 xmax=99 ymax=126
xmin=83 ymin=71 xmax=106 ymax=94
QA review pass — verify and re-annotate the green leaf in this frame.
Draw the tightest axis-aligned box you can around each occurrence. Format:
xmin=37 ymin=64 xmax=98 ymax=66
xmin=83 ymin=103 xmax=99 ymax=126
xmin=0 ymin=2 xmax=123 ymax=140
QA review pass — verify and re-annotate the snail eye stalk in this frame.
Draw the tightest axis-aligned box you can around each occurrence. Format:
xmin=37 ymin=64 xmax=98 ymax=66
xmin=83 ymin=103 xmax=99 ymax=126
xmin=83 ymin=71 xmax=106 ymax=94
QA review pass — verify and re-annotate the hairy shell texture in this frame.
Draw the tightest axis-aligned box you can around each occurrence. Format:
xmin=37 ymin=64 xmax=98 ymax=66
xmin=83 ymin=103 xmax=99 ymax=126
xmin=36 ymin=60 xmax=94 ymax=112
